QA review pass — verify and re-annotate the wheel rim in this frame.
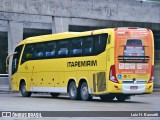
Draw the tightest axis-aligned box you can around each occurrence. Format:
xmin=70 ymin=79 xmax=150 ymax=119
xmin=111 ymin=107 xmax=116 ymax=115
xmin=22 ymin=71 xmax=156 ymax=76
xmin=70 ymin=85 xmax=76 ymax=97
xmin=82 ymin=86 xmax=88 ymax=98
xmin=22 ymin=84 xmax=26 ymax=94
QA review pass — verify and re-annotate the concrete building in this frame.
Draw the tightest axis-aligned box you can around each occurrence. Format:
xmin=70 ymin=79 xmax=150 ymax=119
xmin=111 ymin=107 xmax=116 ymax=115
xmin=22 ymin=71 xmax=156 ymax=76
xmin=0 ymin=0 xmax=160 ymax=88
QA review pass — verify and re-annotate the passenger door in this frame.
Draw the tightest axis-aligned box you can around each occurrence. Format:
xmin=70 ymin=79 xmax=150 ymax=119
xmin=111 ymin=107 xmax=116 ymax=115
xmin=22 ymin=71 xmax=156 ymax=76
xmin=21 ymin=44 xmax=35 ymax=89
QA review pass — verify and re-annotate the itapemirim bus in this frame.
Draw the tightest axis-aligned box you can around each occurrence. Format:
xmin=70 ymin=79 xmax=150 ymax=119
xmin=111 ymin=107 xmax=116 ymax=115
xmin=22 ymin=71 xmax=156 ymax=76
xmin=10 ymin=28 xmax=154 ymax=102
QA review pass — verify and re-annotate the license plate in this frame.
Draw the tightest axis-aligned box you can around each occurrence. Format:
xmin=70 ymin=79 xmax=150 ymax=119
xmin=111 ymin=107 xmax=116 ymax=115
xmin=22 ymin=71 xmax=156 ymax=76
xmin=130 ymin=86 xmax=138 ymax=90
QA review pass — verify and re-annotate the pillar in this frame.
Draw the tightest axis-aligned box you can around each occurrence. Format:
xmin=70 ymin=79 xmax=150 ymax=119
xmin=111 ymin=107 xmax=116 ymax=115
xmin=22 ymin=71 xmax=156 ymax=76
xmin=8 ymin=21 xmax=23 ymax=90
xmin=52 ymin=17 xmax=69 ymax=33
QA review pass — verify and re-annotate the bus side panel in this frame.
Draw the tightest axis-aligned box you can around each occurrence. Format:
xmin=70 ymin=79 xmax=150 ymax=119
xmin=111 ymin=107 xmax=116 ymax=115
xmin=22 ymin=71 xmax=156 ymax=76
xmin=18 ymin=61 xmax=34 ymax=91
xmin=106 ymin=30 xmax=117 ymax=94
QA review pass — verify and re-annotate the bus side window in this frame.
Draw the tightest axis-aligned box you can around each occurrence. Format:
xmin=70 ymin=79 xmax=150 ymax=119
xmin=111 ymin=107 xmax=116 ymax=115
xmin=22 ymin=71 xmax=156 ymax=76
xmin=83 ymin=36 xmax=93 ymax=55
xmin=94 ymin=34 xmax=108 ymax=55
xmin=21 ymin=44 xmax=34 ymax=64
xmin=70 ymin=38 xmax=83 ymax=56
xmin=26 ymin=54 xmax=33 ymax=59
xmin=57 ymin=40 xmax=68 ymax=57
xmin=44 ymin=42 xmax=56 ymax=58
xmin=33 ymin=43 xmax=44 ymax=59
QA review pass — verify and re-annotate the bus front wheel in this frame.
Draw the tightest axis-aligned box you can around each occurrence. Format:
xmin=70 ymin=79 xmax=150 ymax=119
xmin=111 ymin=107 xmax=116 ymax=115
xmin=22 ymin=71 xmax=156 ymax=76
xmin=80 ymin=82 xmax=91 ymax=101
xmin=69 ymin=81 xmax=78 ymax=100
xmin=20 ymin=82 xmax=32 ymax=97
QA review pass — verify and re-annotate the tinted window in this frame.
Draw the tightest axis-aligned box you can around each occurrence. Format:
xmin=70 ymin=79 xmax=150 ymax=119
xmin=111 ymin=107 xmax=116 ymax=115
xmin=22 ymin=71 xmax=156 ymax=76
xmin=44 ymin=42 xmax=56 ymax=58
xmin=83 ymin=36 xmax=94 ymax=55
xmin=70 ymin=34 xmax=107 ymax=57
xmin=33 ymin=43 xmax=44 ymax=59
xmin=126 ymin=39 xmax=142 ymax=46
xmin=70 ymin=38 xmax=83 ymax=56
xmin=12 ymin=45 xmax=23 ymax=74
xmin=21 ymin=44 xmax=34 ymax=64
xmin=21 ymin=33 xmax=108 ymax=63
xmin=57 ymin=40 xmax=69 ymax=57
xmin=94 ymin=34 xmax=107 ymax=54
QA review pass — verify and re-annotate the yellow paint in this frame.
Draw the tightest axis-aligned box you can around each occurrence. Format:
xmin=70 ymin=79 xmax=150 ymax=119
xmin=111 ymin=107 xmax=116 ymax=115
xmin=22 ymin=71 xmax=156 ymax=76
xmin=11 ymin=28 xmax=154 ymax=95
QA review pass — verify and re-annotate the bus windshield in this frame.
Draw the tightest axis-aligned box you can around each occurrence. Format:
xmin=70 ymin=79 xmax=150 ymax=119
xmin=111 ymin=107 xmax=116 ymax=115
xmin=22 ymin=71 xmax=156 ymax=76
xmin=12 ymin=45 xmax=23 ymax=75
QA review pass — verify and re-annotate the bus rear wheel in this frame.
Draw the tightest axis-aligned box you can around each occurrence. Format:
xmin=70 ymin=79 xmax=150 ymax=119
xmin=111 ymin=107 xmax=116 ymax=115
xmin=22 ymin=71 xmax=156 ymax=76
xmin=20 ymin=82 xmax=32 ymax=97
xmin=69 ymin=81 xmax=79 ymax=100
xmin=50 ymin=93 xmax=60 ymax=98
xmin=80 ymin=82 xmax=91 ymax=101
xmin=100 ymin=94 xmax=115 ymax=101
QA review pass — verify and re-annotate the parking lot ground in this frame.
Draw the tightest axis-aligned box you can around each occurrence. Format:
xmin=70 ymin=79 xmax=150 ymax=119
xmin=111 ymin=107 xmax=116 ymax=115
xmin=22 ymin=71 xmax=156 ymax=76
xmin=0 ymin=92 xmax=160 ymax=120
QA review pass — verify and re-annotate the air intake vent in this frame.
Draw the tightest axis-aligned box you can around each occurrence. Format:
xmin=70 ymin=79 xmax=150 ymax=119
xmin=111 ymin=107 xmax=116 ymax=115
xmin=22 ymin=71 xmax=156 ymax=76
xmin=93 ymin=72 xmax=106 ymax=92
xmin=93 ymin=74 xmax=96 ymax=92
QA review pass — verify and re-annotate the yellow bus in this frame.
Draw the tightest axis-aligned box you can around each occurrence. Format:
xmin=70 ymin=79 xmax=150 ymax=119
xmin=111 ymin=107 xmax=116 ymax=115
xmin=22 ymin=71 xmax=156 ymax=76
xmin=10 ymin=27 xmax=154 ymax=101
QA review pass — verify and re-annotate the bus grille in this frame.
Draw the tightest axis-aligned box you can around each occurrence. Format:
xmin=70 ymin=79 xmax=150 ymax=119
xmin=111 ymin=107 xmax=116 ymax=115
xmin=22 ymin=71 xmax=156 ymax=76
xmin=93 ymin=74 xmax=96 ymax=92
xmin=93 ymin=72 xmax=106 ymax=92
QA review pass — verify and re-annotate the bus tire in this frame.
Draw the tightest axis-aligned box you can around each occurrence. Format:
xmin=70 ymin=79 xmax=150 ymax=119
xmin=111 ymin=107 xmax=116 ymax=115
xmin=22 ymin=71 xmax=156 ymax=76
xmin=20 ymin=82 xmax=32 ymax=97
xmin=69 ymin=81 xmax=78 ymax=100
xmin=50 ymin=93 xmax=60 ymax=98
xmin=116 ymin=95 xmax=127 ymax=102
xmin=100 ymin=94 xmax=115 ymax=101
xmin=80 ymin=82 xmax=91 ymax=101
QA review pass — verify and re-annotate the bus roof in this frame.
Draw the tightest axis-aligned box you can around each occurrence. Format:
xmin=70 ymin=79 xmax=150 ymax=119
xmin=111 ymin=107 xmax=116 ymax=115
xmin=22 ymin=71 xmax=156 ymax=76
xmin=17 ymin=28 xmax=114 ymax=46
xmin=17 ymin=27 xmax=149 ymax=46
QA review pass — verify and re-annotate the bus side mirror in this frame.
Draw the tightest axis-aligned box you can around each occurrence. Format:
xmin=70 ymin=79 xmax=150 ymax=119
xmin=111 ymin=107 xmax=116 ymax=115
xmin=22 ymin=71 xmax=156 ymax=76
xmin=6 ymin=52 xmax=17 ymax=73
